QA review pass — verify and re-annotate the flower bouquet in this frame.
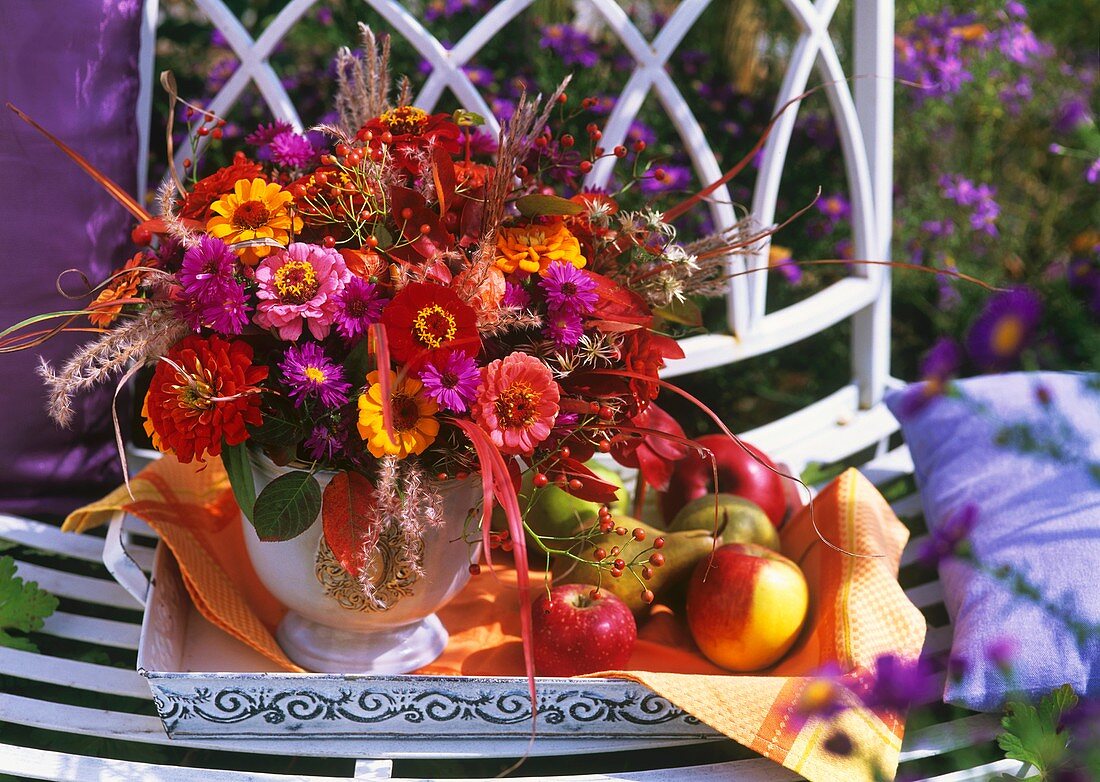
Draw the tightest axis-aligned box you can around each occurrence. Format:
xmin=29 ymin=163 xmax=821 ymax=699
xmin=6 ymin=28 xmax=788 ymax=678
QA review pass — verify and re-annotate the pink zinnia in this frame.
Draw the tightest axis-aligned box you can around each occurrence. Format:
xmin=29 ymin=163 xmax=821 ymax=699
xmin=253 ymin=243 xmax=350 ymax=341
xmin=472 ymin=353 xmax=560 ymax=456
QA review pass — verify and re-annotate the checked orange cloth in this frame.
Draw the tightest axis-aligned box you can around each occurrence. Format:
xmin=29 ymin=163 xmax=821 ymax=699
xmin=67 ymin=460 xmax=925 ymax=782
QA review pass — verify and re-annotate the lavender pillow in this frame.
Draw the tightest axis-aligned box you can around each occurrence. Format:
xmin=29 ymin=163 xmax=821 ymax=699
xmin=887 ymin=372 xmax=1100 ymax=711
xmin=0 ymin=3 xmax=142 ymax=516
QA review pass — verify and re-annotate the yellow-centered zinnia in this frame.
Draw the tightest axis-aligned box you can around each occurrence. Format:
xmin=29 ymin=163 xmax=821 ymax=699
xmin=357 ymin=371 xmax=440 ymax=459
xmin=206 ymin=178 xmax=302 ymax=266
xmin=494 ymin=222 xmax=586 ymax=275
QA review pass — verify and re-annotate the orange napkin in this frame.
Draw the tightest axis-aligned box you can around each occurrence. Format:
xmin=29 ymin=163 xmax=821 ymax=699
xmin=66 ymin=460 xmax=925 ymax=782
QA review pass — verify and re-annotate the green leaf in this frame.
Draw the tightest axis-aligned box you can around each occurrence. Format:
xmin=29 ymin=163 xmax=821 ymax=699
xmin=344 ymin=339 xmax=373 ymax=388
xmin=221 ymin=440 xmax=257 ymax=524
xmin=654 ymin=299 xmax=703 ymax=327
xmin=515 ymin=194 xmax=585 ymax=218
xmin=248 ymin=413 xmax=303 ymax=447
xmin=998 ymin=684 xmax=1077 ymax=774
xmin=452 ymin=109 xmax=485 ymax=127
xmin=371 ymin=223 xmax=393 ymax=250
xmin=0 ymin=555 xmax=59 ymax=652
xmin=252 ymin=471 xmax=322 ymax=541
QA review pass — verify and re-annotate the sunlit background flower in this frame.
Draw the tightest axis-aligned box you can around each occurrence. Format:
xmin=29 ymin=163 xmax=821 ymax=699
xmin=966 ymin=286 xmax=1043 ymax=370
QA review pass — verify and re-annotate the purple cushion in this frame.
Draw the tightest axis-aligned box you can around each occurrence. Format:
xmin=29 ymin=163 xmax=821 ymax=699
xmin=887 ymin=372 xmax=1100 ymax=711
xmin=0 ymin=3 xmax=142 ymax=516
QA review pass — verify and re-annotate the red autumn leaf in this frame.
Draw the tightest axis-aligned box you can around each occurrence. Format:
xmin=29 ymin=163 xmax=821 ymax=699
xmin=586 ymin=272 xmax=653 ymax=326
xmin=549 ymin=457 xmax=622 ymax=504
xmin=389 ymin=187 xmax=453 ymax=258
xmin=430 ymin=143 xmax=456 ymax=217
xmin=322 ymin=470 xmax=380 ymax=578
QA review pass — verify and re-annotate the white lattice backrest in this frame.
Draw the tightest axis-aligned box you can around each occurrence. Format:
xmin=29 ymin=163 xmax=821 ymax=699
xmin=138 ymin=0 xmax=894 ymax=415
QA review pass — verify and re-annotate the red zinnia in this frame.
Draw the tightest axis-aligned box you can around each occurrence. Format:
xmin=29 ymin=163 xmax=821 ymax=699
xmin=381 ymin=282 xmax=480 ymax=372
xmin=179 ymin=152 xmax=264 ymax=221
xmin=356 ymin=107 xmax=461 ymax=174
xmin=619 ymin=329 xmax=685 ymax=415
xmin=142 ymin=334 xmax=268 ymax=463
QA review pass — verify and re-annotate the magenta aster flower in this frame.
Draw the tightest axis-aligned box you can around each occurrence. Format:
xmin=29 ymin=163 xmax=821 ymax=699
xmin=502 ymin=280 xmax=531 ymax=308
xmin=269 ymin=130 xmax=316 ymax=169
xmin=179 ymin=235 xmax=237 ymax=298
xmin=245 ymin=120 xmax=294 ymax=148
xmin=544 ymin=309 xmax=584 ymax=347
xmin=254 ymin=243 xmax=351 ymax=341
xmin=304 ymin=421 xmax=347 ymax=461
xmin=966 ymin=287 xmax=1042 ymax=370
xmin=334 ymin=276 xmax=388 ymax=342
xmin=539 ymin=261 xmax=597 ymax=314
xmin=418 ymin=351 xmax=481 ymax=412
xmin=279 ymin=342 xmax=351 ymax=408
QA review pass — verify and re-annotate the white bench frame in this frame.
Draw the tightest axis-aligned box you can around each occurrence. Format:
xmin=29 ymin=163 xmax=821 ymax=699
xmin=1 ymin=1 xmax=1025 ymax=780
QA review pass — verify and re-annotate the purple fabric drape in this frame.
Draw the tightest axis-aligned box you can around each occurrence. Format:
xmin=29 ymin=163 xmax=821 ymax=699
xmin=0 ymin=1 xmax=143 ymax=516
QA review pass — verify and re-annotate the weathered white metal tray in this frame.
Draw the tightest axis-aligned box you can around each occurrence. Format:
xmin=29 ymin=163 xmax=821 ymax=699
xmin=137 ymin=543 xmax=723 ymax=756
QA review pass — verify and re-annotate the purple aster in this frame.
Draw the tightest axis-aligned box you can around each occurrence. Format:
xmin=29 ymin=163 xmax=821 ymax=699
xmin=304 ymin=422 xmax=347 ymax=462
xmin=816 ymin=193 xmax=851 ymax=224
xmin=502 ymin=281 xmax=531 ymax=309
xmin=279 ymin=342 xmax=351 ymax=409
xmin=179 ymin=235 xmax=237 ymax=298
xmin=861 ymin=654 xmax=938 ymax=713
xmin=966 ymin=287 xmax=1043 ymax=370
xmin=894 ymin=337 xmax=961 ymax=420
xmin=544 ymin=310 xmax=584 ymax=348
xmin=418 ymin=351 xmax=480 ymax=413
xmin=917 ymin=503 xmax=977 ymax=568
xmin=245 ymin=120 xmax=294 ymax=148
xmin=269 ymin=130 xmax=316 ymax=169
xmin=539 ymin=262 xmax=598 ymax=314
xmin=640 ymin=164 xmax=692 ymax=195
xmin=175 ymin=280 xmax=250 ymax=336
xmin=538 ymin=24 xmax=599 ymax=68
xmin=1087 ymin=158 xmax=1100 ymax=185
xmin=334 ymin=277 xmax=388 ymax=342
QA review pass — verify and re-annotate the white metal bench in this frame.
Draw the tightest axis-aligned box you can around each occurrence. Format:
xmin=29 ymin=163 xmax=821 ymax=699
xmin=0 ymin=1 xmax=1027 ymax=779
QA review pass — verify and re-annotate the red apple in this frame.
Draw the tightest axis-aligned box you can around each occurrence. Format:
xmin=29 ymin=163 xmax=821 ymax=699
xmin=685 ymin=543 xmax=809 ymax=672
xmin=532 ymin=584 xmax=637 ymax=676
xmin=660 ymin=434 xmax=787 ymax=527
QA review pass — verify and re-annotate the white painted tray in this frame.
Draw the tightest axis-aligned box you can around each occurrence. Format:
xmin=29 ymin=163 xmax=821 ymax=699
xmin=137 ymin=544 xmax=723 ymax=756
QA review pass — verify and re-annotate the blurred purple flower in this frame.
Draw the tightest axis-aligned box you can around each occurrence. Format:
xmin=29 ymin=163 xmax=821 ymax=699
xmin=539 ymin=24 xmax=599 ymax=68
xmin=966 ymin=287 xmax=1043 ymax=370
xmin=816 ymin=193 xmax=851 ymax=225
xmin=921 ymin=219 xmax=954 ymax=238
xmin=985 ymin=637 xmax=1017 ymax=673
xmin=304 ymin=422 xmax=347 ymax=462
xmin=1055 ymin=98 xmax=1091 ymax=134
xmin=1086 ymin=158 xmax=1100 ymax=185
xmin=246 ymin=120 xmax=294 ymax=149
xmin=640 ymin=164 xmax=692 ymax=195
xmin=463 ymin=65 xmax=495 ymax=88
xmin=861 ymin=654 xmax=939 ymax=713
xmin=917 ymin=503 xmax=977 ymax=568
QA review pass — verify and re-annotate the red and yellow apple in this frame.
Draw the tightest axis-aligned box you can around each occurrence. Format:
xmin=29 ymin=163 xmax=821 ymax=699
xmin=532 ymin=584 xmax=637 ymax=676
xmin=659 ymin=434 xmax=787 ymax=527
xmin=685 ymin=543 xmax=808 ymax=672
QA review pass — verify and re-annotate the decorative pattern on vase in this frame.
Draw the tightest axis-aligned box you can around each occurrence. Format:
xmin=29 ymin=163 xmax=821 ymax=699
xmin=315 ymin=521 xmax=423 ymax=612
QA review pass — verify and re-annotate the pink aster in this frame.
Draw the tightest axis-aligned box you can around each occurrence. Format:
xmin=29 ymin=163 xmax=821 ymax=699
xmin=472 ymin=353 xmax=560 ymax=456
xmin=539 ymin=261 xmax=597 ymax=314
xmin=279 ymin=342 xmax=351 ymax=408
xmin=544 ymin=309 xmax=584 ymax=347
xmin=253 ymin=243 xmax=351 ymax=341
xmin=269 ymin=130 xmax=317 ymax=169
xmin=419 ymin=351 xmax=480 ymax=413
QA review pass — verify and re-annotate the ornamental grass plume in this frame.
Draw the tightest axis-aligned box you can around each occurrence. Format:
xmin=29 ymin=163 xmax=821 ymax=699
xmin=37 ymin=306 xmax=188 ymax=428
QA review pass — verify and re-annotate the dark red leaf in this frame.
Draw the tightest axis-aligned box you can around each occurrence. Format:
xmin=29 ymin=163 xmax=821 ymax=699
xmin=322 ymin=471 xmax=380 ymax=578
xmin=549 ymin=458 xmax=622 ymax=504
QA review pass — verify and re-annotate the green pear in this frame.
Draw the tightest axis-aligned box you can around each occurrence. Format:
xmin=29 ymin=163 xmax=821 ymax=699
xmin=669 ymin=494 xmax=780 ymax=552
xmin=550 ymin=517 xmax=715 ymax=616
xmin=496 ymin=462 xmax=630 ymax=542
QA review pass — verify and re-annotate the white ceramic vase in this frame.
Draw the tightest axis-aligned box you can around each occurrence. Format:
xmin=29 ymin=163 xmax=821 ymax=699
xmin=240 ymin=452 xmax=482 ymax=674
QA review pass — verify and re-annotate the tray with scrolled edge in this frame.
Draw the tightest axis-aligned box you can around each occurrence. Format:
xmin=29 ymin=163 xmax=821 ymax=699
xmin=118 ymin=515 xmax=723 ymax=757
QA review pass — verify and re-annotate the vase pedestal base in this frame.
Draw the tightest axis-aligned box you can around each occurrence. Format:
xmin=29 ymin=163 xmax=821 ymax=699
xmin=276 ymin=611 xmax=449 ymax=674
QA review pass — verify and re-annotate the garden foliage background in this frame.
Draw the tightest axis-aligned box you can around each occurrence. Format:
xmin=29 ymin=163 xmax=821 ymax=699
xmin=152 ymin=0 xmax=1099 ymax=432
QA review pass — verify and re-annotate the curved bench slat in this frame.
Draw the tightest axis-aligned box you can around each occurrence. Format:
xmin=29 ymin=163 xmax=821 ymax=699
xmin=0 ymin=514 xmax=155 ymax=569
xmin=0 ymin=647 xmax=150 ymax=699
xmin=39 ymin=609 xmax=142 ymax=650
xmin=13 ymin=561 xmax=142 ymax=610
